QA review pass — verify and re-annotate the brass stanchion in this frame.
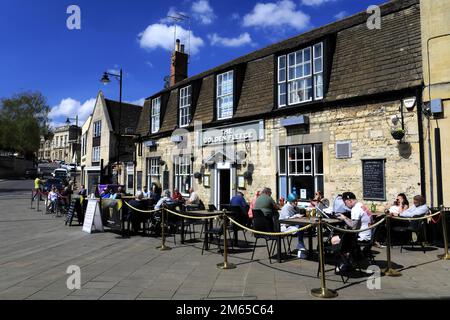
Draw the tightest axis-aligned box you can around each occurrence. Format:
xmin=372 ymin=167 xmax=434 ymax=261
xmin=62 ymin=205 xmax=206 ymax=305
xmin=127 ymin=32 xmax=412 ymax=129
xmin=217 ymin=212 xmax=236 ymax=270
xmin=36 ymin=191 xmax=41 ymax=212
xmin=30 ymin=190 xmax=34 ymax=209
xmin=438 ymin=206 xmax=450 ymax=260
xmin=156 ymin=208 xmax=171 ymax=251
xmin=383 ymin=215 xmax=401 ymax=276
xmin=311 ymin=215 xmax=338 ymax=298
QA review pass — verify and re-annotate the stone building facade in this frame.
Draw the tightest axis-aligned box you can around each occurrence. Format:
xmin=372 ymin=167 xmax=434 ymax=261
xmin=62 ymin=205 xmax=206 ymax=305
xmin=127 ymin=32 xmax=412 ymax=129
xmin=420 ymin=0 xmax=450 ymax=208
xmin=80 ymin=92 xmax=142 ymax=194
xmin=134 ymin=0 xmax=427 ymax=210
xmin=38 ymin=125 xmax=81 ymax=164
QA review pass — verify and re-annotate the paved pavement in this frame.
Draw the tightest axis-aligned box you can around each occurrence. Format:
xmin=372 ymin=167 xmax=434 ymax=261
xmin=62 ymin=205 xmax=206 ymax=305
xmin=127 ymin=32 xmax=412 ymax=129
xmin=0 ymin=185 xmax=449 ymax=300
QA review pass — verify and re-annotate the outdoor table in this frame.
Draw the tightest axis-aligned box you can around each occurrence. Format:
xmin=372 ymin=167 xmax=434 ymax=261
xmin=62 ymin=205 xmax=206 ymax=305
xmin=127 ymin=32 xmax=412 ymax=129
xmin=182 ymin=210 xmax=221 ymax=247
xmin=278 ymin=217 xmax=341 ymax=263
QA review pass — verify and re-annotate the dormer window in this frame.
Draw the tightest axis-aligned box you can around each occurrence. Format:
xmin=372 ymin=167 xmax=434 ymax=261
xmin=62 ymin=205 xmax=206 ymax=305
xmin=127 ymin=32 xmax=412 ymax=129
xmin=217 ymin=70 xmax=234 ymax=120
xmin=151 ymin=97 xmax=161 ymax=133
xmin=179 ymin=85 xmax=191 ymax=127
xmin=278 ymin=42 xmax=323 ymax=108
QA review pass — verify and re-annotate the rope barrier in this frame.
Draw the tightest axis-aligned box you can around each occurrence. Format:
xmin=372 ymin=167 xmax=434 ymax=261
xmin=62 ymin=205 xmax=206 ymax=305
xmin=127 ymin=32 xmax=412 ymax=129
xmin=227 ymin=216 xmax=313 ymax=236
xmin=123 ymin=200 xmax=161 ymax=214
xmin=323 ymin=217 xmax=386 ymax=234
xmin=164 ymin=208 xmax=220 ymax=220
xmin=389 ymin=211 xmax=441 ymax=221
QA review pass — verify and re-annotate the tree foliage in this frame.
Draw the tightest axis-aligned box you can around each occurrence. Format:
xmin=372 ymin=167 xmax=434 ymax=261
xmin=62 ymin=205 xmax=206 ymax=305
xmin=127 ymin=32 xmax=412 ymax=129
xmin=0 ymin=91 xmax=51 ymax=159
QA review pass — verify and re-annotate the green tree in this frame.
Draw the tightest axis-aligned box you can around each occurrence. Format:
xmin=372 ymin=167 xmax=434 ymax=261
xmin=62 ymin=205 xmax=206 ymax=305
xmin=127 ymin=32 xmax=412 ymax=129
xmin=0 ymin=91 xmax=50 ymax=159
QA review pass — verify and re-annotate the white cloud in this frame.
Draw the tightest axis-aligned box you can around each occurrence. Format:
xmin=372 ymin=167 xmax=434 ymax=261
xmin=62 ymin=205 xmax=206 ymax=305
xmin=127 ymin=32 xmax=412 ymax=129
xmin=208 ymin=33 xmax=253 ymax=47
xmin=146 ymin=61 xmax=154 ymax=68
xmin=49 ymin=98 xmax=96 ymax=128
xmin=191 ymin=0 xmax=216 ymax=25
xmin=301 ymin=0 xmax=337 ymax=6
xmin=138 ymin=23 xmax=204 ymax=55
xmin=243 ymin=0 xmax=310 ymax=31
xmin=334 ymin=10 xmax=347 ymax=20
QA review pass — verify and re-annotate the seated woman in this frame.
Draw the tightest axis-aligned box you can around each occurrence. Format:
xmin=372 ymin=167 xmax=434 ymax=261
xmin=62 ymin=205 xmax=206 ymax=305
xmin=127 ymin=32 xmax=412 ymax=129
xmin=391 ymin=195 xmax=428 ymax=218
xmin=385 ymin=193 xmax=409 ymax=215
xmin=280 ymin=193 xmax=307 ymax=259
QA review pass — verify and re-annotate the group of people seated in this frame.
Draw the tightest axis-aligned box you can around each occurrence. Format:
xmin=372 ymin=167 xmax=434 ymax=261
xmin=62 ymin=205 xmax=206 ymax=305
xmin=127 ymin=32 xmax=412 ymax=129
xmin=46 ymin=185 xmax=73 ymax=213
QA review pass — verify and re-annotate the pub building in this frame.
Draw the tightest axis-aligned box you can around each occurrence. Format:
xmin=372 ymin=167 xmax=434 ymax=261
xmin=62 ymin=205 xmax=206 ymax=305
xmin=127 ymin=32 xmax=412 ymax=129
xmin=134 ymin=0 xmax=425 ymax=210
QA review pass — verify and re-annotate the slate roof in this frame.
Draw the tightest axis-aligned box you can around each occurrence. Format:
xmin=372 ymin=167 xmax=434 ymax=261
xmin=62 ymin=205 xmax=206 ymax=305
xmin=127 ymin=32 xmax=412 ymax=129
xmin=104 ymin=99 xmax=142 ymax=134
xmin=136 ymin=0 xmax=422 ymax=138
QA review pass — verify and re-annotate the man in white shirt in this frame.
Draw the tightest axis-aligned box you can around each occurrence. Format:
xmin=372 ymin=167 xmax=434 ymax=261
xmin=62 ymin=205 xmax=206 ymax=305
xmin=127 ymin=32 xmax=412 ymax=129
xmin=186 ymin=188 xmax=200 ymax=205
xmin=339 ymin=192 xmax=372 ymax=242
xmin=392 ymin=195 xmax=428 ymax=218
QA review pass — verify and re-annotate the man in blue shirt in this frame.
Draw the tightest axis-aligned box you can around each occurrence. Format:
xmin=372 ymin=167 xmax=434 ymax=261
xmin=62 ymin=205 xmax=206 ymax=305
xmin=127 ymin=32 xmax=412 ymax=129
xmin=230 ymin=192 xmax=248 ymax=210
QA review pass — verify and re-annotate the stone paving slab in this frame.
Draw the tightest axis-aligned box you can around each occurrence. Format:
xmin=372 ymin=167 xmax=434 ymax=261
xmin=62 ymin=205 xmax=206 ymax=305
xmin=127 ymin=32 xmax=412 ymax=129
xmin=1 ymin=196 xmax=450 ymax=300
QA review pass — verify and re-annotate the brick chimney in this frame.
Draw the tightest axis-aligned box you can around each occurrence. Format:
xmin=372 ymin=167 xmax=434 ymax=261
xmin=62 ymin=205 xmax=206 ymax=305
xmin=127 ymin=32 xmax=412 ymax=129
xmin=170 ymin=39 xmax=188 ymax=86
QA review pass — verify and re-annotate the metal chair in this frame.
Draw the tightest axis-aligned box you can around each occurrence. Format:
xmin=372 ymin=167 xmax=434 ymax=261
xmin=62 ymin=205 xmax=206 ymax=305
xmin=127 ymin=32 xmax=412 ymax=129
xmin=250 ymin=209 xmax=288 ymax=264
xmin=392 ymin=215 xmax=427 ymax=253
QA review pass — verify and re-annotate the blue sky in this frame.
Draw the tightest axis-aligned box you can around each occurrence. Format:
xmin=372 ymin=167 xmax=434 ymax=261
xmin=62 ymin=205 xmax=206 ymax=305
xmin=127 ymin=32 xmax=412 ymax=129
xmin=0 ymin=0 xmax=386 ymax=127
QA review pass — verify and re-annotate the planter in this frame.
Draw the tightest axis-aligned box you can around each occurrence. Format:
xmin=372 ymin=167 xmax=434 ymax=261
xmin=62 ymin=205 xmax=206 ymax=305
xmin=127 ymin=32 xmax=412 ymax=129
xmin=391 ymin=130 xmax=405 ymax=140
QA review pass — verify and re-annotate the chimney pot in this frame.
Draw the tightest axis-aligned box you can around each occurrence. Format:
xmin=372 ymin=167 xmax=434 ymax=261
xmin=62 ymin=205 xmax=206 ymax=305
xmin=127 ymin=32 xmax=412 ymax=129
xmin=180 ymin=44 xmax=185 ymax=53
xmin=175 ymin=39 xmax=181 ymax=52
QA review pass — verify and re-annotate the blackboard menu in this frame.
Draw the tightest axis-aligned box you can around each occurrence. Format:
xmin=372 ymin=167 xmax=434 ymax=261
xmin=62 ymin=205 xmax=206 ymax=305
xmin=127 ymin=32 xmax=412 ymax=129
xmin=362 ymin=159 xmax=386 ymax=201
xmin=65 ymin=199 xmax=77 ymax=226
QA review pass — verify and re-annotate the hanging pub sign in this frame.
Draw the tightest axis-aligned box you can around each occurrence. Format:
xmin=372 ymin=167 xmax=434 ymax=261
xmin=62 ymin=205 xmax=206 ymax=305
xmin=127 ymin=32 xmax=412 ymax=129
xmin=198 ymin=120 xmax=264 ymax=146
xmin=362 ymin=159 xmax=386 ymax=201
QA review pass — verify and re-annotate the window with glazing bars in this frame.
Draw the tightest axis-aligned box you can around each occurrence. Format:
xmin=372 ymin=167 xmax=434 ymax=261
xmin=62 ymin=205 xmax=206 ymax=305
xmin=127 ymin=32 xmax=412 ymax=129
xmin=277 ymin=42 xmax=323 ymax=107
xmin=179 ymin=85 xmax=191 ymax=127
xmin=151 ymin=97 xmax=161 ymax=133
xmin=216 ymin=71 xmax=233 ymax=120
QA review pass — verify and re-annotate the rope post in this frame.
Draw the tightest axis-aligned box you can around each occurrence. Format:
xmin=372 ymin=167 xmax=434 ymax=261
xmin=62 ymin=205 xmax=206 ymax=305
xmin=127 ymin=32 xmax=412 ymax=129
xmin=30 ymin=190 xmax=34 ymax=209
xmin=36 ymin=191 xmax=41 ymax=212
xmin=311 ymin=214 xmax=338 ymax=298
xmin=156 ymin=209 xmax=171 ymax=251
xmin=217 ymin=211 xmax=236 ymax=270
xmin=438 ymin=206 xmax=450 ymax=260
xmin=383 ymin=214 xmax=401 ymax=277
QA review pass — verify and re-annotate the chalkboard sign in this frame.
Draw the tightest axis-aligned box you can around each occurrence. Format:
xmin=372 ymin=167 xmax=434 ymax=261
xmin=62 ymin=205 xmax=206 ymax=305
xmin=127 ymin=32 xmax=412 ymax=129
xmin=100 ymin=199 xmax=122 ymax=231
xmin=362 ymin=159 xmax=386 ymax=201
xmin=65 ymin=199 xmax=77 ymax=226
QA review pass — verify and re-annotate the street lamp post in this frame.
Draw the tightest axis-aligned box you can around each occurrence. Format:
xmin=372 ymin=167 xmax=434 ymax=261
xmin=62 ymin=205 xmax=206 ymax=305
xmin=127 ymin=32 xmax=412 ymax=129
xmin=66 ymin=115 xmax=79 ymax=185
xmin=101 ymin=69 xmax=123 ymax=185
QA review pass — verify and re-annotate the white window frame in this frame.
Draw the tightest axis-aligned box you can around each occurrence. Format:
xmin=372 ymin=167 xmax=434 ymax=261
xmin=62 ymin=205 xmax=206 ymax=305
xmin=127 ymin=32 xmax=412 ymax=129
xmin=174 ymin=155 xmax=193 ymax=196
xmin=216 ymin=71 xmax=234 ymax=120
xmin=93 ymin=120 xmax=102 ymax=138
xmin=147 ymin=157 xmax=161 ymax=187
xmin=151 ymin=97 xmax=161 ymax=133
xmin=313 ymin=42 xmax=324 ymax=100
xmin=277 ymin=42 xmax=324 ymax=108
xmin=179 ymin=85 xmax=192 ymax=128
xmin=81 ymin=133 xmax=87 ymax=156
xmin=92 ymin=146 xmax=100 ymax=162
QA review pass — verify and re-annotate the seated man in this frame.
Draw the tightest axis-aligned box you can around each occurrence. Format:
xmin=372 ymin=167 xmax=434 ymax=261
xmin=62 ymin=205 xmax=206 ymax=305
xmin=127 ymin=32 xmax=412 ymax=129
xmin=333 ymin=192 xmax=372 ymax=270
xmin=127 ymin=191 xmax=146 ymax=234
xmin=100 ymin=187 xmax=111 ymax=199
xmin=155 ymin=190 xmax=176 ymax=209
xmin=254 ymin=187 xmax=280 ymax=220
xmin=280 ymin=193 xmax=307 ymax=259
xmin=391 ymin=195 xmax=428 ymax=218
xmin=230 ymin=192 xmax=248 ymax=211
xmin=186 ymin=188 xmax=200 ymax=205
